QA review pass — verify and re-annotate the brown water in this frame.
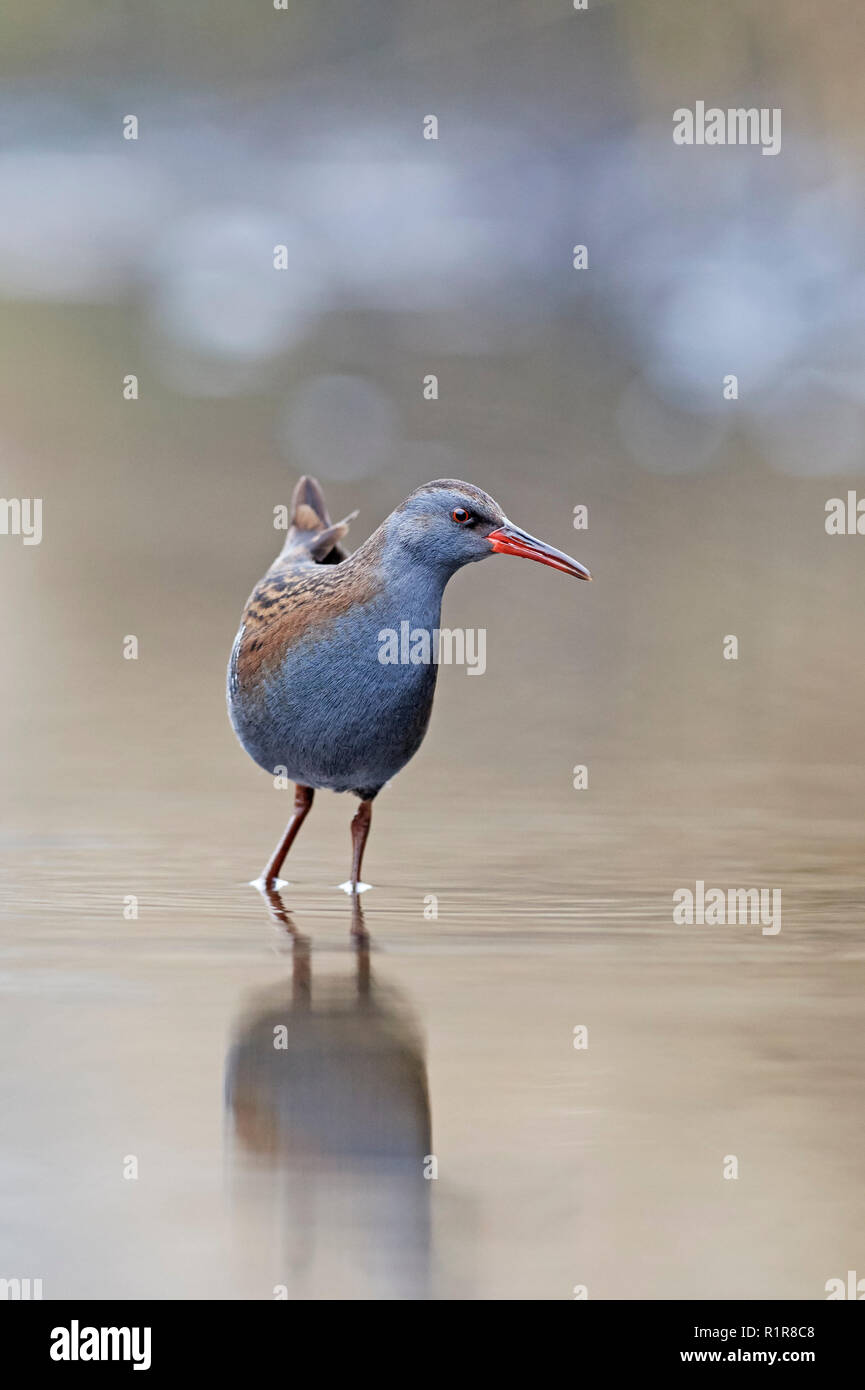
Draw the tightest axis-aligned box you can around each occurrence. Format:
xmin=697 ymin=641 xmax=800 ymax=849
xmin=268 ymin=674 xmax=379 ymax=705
xmin=2 ymin=365 xmax=865 ymax=1299
xmin=2 ymin=741 xmax=863 ymax=1300
xmin=2 ymin=0 xmax=865 ymax=1307
xmin=1 ymin=208 xmax=865 ymax=1301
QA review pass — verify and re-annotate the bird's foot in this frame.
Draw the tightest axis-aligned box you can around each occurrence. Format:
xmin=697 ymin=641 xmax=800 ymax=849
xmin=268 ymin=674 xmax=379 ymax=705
xmin=337 ymin=880 xmax=372 ymax=895
xmin=250 ymin=874 xmax=290 ymax=893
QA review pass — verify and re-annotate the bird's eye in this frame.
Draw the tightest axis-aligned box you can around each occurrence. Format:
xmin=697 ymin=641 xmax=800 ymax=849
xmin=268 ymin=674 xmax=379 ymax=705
xmin=452 ymin=508 xmax=471 ymax=524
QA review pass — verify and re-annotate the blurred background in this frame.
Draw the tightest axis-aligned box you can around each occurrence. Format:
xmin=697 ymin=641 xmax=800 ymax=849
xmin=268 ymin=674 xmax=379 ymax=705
xmin=0 ymin=0 xmax=863 ymax=1299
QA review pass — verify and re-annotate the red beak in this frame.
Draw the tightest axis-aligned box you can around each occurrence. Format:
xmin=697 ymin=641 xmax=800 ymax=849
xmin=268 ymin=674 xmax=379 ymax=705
xmin=488 ymin=522 xmax=592 ymax=581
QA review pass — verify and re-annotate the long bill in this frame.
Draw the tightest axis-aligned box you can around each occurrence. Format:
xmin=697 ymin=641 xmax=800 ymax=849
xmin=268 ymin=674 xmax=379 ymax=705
xmin=487 ymin=522 xmax=592 ymax=580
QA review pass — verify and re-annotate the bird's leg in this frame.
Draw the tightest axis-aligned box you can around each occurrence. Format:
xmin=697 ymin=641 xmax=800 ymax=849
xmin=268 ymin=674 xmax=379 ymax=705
xmin=350 ymin=889 xmax=369 ymax=946
xmin=354 ymin=922 xmax=371 ymax=997
xmin=291 ymin=932 xmax=312 ymax=1008
xmin=259 ymin=784 xmax=314 ymax=889
xmin=349 ymin=799 xmax=373 ymax=892
xmin=255 ymin=883 xmax=312 ymax=1002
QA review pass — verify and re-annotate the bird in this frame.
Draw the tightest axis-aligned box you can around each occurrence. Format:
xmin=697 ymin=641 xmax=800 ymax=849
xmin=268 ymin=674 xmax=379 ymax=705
xmin=227 ymin=476 xmax=591 ymax=893
xmin=226 ymin=888 xmax=433 ymax=1297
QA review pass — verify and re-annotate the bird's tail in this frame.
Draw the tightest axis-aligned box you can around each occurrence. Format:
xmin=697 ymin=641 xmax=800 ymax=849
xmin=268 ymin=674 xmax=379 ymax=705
xmin=282 ymin=475 xmax=358 ymax=565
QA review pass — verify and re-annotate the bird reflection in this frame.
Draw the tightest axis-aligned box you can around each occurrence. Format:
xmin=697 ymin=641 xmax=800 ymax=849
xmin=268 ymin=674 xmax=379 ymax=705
xmin=225 ymin=888 xmax=432 ymax=1299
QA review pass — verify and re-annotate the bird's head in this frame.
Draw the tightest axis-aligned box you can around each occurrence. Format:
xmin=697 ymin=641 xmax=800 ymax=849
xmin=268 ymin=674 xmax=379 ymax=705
xmin=388 ymin=479 xmax=592 ymax=581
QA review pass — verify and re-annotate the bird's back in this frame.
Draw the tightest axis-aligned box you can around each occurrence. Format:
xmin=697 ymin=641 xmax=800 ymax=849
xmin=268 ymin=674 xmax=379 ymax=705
xmin=228 ymin=478 xmax=440 ymax=797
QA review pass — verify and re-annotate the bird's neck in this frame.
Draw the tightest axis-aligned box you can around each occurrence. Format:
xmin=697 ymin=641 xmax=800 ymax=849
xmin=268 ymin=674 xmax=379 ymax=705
xmin=351 ymin=521 xmax=458 ymax=617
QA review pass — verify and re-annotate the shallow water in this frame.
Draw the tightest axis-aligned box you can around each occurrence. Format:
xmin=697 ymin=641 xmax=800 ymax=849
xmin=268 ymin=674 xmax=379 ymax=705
xmin=2 ymin=0 xmax=865 ymax=1306
xmin=1 ymin=755 xmax=863 ymax=1301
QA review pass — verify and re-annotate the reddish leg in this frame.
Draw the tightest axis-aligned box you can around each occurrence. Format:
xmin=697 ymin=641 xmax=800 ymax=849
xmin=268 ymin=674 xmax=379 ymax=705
xmin=260 ymin=784 xmax=314 ymax=888
xmin=351 ymin=891 xmax=370 ymax=952
xmin=349 ymin=799 xmax=373 ymax=892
